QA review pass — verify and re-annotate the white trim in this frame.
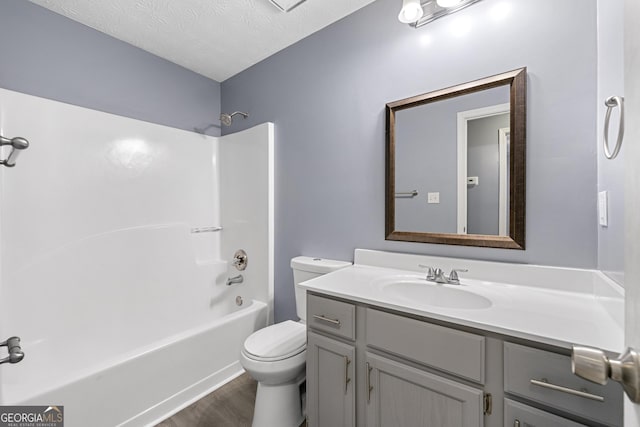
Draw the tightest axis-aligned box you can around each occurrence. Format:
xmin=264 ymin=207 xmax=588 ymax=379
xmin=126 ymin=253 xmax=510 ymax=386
xmin=624 ymin=1 xmax=640 ymax=422
xmin=498 ymin=128 xmax=510 ymax=236
xmin=456 ymin=103 xmax=510 ymax=235
xmin=267 ymin=123 xmax=275 ymax=325
xmin=456 ymin=114 xmax=468 ymax=233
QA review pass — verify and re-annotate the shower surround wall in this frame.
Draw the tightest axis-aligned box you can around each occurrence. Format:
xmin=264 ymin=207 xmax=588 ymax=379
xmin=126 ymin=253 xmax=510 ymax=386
xmin=222 ymin=0 xmax=599 ymax=321
xmin=0 ymin=88 xmax=274 ymax=426
xmin=220 ymin=124 xmax=276 ymax=323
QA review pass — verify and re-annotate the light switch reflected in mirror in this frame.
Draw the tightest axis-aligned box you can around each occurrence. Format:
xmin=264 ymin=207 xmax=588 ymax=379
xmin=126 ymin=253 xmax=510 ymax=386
xmin=386 ymin=68 xmax=526 ymax=249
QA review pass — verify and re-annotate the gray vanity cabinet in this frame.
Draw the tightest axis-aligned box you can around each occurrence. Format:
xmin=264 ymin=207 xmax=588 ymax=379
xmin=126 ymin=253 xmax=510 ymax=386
xmin=306 ymin=293 xmax=486 ymax=427
xmin=306 ymin=294 xmax=357 ymax=427
xmin=306 ymin=292 xmax=622 ymax=427
xmin=365 ymin=352 xmax=483 ymax=427
xmin=306 ymin=331 xmax=356 ymax=427
xmin=503 ymin=342 xmax=622 ymax=426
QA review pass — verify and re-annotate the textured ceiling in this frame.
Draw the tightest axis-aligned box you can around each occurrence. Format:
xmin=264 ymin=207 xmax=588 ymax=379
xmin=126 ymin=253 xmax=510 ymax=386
xmin=29 ymin=0 xmax=377 ymax=82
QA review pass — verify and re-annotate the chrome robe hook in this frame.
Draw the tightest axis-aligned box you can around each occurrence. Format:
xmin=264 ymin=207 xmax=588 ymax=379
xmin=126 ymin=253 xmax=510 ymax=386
xmin=0 ymin=135 xmax=29 ymax=167
xmin=0 ymin=336 xmax=24 ymax=365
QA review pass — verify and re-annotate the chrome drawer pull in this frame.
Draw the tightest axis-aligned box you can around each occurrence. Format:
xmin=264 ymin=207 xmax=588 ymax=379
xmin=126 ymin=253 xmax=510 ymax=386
xmin=366 ymin=362 xmax=373 ymax=403
xmin=514 ymin=420 xmax=520 ymax=427
xmin=313 ymin=314 xmax=341 ymax=326
xmin=530 ymin=378 xmax=605 ymax=402
xmin=344 ymin=356 xmax=351 ymax=393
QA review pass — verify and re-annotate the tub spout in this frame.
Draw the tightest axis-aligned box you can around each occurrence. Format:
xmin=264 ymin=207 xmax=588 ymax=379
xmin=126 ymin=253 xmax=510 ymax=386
xmin=227 ymin=274 xmax=244 ymax=286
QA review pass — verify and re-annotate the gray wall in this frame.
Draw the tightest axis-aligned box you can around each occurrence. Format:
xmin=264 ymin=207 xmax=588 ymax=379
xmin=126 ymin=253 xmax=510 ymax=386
xmin=223 ymin=0 xmax=599 ymax=322
xmin=467 ymin=113 xmax=510 ymax=235
xmin=395 ymin=87 xmax=509 ymax=234
xmin=597 ymin=0 xmax=624 ymax=284
xmin=0 ymin=0 xmax=221 ymax=136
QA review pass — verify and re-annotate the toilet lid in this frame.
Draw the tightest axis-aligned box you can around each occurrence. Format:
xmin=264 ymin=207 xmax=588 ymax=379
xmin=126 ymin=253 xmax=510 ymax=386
xmin=244 ymin=320 xmax=306 ymax=361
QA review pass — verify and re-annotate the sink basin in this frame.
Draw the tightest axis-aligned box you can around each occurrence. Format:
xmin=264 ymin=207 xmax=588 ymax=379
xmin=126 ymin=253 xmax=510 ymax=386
xmin=379 ymin=278 xmax=492 ymax=310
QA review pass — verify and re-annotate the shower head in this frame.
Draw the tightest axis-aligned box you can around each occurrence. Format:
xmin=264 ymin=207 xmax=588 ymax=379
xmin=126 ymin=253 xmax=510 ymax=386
xmin=220 ymin=111 xmax=249 ymax=126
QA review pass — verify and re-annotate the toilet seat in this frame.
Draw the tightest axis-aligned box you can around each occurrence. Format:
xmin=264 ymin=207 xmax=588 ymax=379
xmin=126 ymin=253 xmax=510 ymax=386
xmin=243 ymin=320 xmax=306 ymax=362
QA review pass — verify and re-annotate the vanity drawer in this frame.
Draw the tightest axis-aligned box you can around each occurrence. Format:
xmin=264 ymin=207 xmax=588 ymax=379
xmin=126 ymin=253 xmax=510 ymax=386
xmin=504 ymin=398 xmax=587 ymax=427
xmin=504 ymin=342 xmax=622 ymax=426
xmin=307 ymin=294 xmax=356 ymax=340
xmin=365 ymin=308 xmax=485 ymax=383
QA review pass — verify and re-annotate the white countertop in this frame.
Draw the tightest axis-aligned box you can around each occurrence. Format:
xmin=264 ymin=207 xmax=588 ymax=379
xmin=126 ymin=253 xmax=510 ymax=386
xmin=299 ymin=250 xmax=625 ymax=353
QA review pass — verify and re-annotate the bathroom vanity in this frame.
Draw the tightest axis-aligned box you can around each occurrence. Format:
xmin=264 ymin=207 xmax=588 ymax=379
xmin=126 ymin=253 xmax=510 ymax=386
xmin=302 ymin=250 xmax=624 ymax=427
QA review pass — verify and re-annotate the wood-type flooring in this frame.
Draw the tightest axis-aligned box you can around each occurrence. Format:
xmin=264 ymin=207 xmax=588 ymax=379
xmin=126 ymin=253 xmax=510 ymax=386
xmin=157 ymin=373 xmax=307 ymax=427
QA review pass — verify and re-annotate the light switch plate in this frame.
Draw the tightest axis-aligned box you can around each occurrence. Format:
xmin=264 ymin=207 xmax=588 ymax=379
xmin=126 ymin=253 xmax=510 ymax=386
xmin=427 ymin=192 xmax=440 ymax=204
xmin=598 ymin=191 xmax=608 ymax=227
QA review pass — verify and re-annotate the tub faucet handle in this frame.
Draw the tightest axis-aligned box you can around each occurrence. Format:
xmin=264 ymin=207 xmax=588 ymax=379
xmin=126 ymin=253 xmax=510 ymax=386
xmin=233 ymin=249 xmax=248 ymax=271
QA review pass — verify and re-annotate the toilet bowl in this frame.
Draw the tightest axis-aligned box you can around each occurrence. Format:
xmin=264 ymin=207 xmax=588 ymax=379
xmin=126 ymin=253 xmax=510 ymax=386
xmin=241 ymin=320 xmax=307 ymax=385
xmin=240 ymin=320 xmax=307 ymax=427
xmin=240 ymin=256 xmax=351 ymax=427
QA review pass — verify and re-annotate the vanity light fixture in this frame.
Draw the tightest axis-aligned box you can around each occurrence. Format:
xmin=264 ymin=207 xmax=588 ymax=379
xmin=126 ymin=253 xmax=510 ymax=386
xmin=398 ymin=0 xmax=424 ymax=23
xmin=402 ymin=0 xmax=483 ymax=28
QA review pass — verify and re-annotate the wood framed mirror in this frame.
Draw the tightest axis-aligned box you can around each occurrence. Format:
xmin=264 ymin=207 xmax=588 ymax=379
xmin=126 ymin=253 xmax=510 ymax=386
xmin=385 ymin=68 xmax=526 ymax=249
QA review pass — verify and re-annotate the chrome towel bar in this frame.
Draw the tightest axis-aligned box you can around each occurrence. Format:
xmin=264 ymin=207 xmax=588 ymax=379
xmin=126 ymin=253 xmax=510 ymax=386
xmin=395 ymin=190 xmax=418 ymax=198
xmin=190 ymin=226 xmax=223 ymax=233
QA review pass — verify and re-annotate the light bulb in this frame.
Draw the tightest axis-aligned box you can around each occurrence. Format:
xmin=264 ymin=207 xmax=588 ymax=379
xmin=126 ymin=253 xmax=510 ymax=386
xmin=398 ymin=0 xmax=424 ymax=23
xmin=436 ymin=0 xmax=465 ymax=7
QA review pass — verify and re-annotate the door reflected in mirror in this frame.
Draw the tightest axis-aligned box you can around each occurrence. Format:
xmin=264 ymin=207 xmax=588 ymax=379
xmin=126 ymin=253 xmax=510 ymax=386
xmin=386 ymin=68 xmax=526 ymax=249
xmin=461 ymin=103 xmax=510 ymax=236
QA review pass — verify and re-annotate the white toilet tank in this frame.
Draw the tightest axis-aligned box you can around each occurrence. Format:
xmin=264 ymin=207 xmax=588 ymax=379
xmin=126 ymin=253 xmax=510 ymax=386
xmin=290 ymin=256 xmax=351 ymax=323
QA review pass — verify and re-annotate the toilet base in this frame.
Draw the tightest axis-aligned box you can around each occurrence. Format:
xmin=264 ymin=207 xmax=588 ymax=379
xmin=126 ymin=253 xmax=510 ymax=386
xmin=252 ymin=380 xmax=304 ymax=427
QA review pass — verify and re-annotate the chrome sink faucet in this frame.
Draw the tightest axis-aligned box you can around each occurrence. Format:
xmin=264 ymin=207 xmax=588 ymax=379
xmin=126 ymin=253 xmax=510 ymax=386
xmin=419 ymin=265 xmax=468 ymax=285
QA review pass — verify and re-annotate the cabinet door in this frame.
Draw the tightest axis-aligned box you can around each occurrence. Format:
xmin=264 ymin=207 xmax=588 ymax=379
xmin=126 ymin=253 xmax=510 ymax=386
xmin=307 ymin=331 xmax=355 ymax=427
xmin=366 ymin=352 xmax=483 ymax=427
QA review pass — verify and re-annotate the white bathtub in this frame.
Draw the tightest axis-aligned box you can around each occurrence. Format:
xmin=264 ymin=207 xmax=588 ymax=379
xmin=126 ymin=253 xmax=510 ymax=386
xmin=6 ymin=299 xmax=267 ymax=427
xmin=0 ymin=90 xmax=274 ymax=427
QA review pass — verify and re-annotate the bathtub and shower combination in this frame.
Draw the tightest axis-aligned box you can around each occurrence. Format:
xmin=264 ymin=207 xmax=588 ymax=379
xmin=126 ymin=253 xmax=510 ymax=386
xmin=0 ymin=88 xmax=274 ymax=426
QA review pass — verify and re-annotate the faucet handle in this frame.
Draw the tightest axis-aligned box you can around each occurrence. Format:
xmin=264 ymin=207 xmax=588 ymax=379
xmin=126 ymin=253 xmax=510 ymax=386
xmin=418 ymin=264 xmax=435 ymax=280
xmin=233 ymin=249 xmax=248 ymax=271
xmin=448 ymin=268 xmax=468 ymax=284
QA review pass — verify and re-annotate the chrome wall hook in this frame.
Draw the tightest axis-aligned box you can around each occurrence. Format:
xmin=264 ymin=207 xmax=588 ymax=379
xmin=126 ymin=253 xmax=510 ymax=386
xmin=0 ymin=135 xmax=29 ymax=167
xmin=0 ymin=336 xmax=24 ymax=365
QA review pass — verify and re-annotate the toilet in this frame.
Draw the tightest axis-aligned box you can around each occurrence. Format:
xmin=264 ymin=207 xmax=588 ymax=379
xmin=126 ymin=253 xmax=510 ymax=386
xmin=240 ymin=256 xmax=351 ymax=427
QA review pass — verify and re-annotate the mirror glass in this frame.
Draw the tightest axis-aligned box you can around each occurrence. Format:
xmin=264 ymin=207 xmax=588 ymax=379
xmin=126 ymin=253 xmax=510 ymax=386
xmin=386 ymin=68 xmax=526 ymax=249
